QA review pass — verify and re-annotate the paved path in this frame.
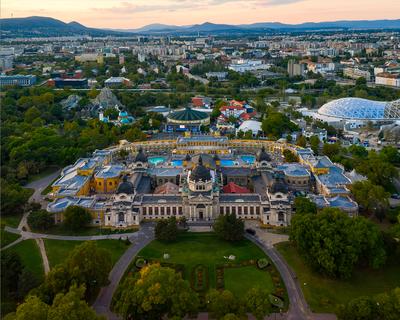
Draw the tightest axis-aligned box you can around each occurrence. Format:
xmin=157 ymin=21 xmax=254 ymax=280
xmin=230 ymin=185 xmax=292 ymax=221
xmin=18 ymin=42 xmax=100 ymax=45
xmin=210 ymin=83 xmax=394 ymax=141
xmin=246 ymin=235 xmax=337 ymax=320
xmin=5 ymin=226 xmax=138 ymax=241
xmin=17 ymin=170 xmax=60 ymax=273
xmin=246 ymin=234 xmax=311 ymax=320
xmin=93 ymin=223 xmax=155 ymax=319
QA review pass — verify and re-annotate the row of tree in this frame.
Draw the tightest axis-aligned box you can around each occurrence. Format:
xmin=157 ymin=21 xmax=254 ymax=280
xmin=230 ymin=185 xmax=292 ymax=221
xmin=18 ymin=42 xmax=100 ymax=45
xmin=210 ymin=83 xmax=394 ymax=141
xmin=114 ymin=263 xmax=272 ymax=320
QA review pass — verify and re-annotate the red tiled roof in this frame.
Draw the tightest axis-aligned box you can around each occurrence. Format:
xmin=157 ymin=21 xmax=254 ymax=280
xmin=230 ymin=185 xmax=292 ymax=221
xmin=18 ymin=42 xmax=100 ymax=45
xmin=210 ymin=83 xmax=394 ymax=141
xmin=223 ymin=182 xmax=250 ymax=194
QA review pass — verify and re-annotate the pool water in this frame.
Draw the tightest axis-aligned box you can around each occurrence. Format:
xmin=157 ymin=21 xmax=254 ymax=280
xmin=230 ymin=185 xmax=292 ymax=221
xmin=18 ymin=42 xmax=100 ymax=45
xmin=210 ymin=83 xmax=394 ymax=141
xmin=171 ymin=160 xmax=183 ymax=166
xmin=149 ymin=156 xmax=166 ymax=165
xmin=241 ymin=155 xmax=256 ymax=164
xmin=220 ymin=159 xmax=235 ymax=167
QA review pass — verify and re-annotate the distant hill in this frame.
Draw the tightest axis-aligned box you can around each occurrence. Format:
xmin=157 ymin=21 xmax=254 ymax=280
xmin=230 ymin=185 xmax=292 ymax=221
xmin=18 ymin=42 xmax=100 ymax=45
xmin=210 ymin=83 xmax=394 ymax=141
xmin=128 ymin=19 xmax=400 ymax=34
xmin=2 ymin=16 xmax=400 ymax=38
xmin=0 ymin=16 xmax=132 ymax=38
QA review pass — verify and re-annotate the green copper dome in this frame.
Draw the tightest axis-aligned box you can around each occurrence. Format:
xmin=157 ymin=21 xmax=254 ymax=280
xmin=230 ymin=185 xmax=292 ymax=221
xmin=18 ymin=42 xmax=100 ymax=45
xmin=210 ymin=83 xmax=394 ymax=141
xmin=168 ymin=107 xmax=209 ymax=122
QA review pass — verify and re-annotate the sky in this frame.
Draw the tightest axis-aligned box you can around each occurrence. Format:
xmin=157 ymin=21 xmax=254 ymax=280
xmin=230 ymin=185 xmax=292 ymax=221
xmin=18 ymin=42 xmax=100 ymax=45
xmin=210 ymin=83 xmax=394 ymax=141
xmin=2 ymin=0 xmax=400 ymax=29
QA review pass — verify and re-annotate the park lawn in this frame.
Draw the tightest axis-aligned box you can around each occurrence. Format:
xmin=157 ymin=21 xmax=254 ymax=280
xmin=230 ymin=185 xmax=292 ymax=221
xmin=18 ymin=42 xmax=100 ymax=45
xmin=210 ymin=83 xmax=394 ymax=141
xmin=1 ymin=213 xmax=23 ymax=248
xmin=44 ymin=239 xmax=130 ymax=268
xmin=33 ymin=224 xmax=138 ymax=236
xmin=224 ymin=266 xmax=274 ymax=298
xmin=6 ymin=239 xmax=44 ymax=280
xmin=138 ymin=232 xmax=270 ymax=293
xmin=276 ymin=241 xmax=400 ymax=313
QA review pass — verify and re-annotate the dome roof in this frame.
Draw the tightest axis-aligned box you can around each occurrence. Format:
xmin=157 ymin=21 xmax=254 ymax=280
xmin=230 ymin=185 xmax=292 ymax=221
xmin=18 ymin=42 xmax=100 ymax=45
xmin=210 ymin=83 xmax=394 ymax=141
xmin=167 ymin=107 xmax=209 ymax=122
xmin=318 ymin=98 xmax=389 ymax=120
xmin=134 ymin=147 xmax=148 ymax=162
xmin=117 ymin=175 xmax=134 ymax=194
xmin=257 ymin=146 xmax=271 ymax=162
xmin=190 ymin=156 xmax=212 ymax=182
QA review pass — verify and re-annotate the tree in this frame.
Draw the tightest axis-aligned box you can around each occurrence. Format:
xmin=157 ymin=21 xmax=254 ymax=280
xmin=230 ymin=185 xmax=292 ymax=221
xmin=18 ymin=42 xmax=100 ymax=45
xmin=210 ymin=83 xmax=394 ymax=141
xmin=356 ymin=151 xmax=398 ymax=190
xmin=1 ymin=251 xmax=23 ymax=299
xmin=296 ymin=135 xmax=307 ymax=148
xmin=309 ymin=135 xmax=320 ymax=155
xmin=294 ymin=197 xmax=317 ymax=215
xmin=206 ymin=289 xmax=239 ymax=320
xmin=337 ymin=288 xmax=400 ymax=320
xmin=261 ymin=112 xmax=298 ymax=138
xmin=155 ymin=217 xmax=178 ymax=242
xmin=337 ymin=296 xmax=377 ymax=320
xmin=290 ymin=208 xmax=386 ymax=278
xmin=244 ymin=287 xmax=271 ymax=320
xmin=7 ymin=295 xmax=49 ymax=320
xmin=48 ymin=285 xmax=103 ymax=320
xmin=24 ymin=106 xmax=41 ymax=123
xmin=213 ymin=213 xmax=244 ymax=242
xmin=63 ymin=206 xmax=92 ymax=231
xmin=17 ymin=268 xmax=41 ymax=300
xmin=114 ymin=264 xmax=199 ymax=319
xmin=322 ymin=143 xmax=341 ymax=158
xmin=6 ymin=286 xmax=103 ymax=320
xmin=350 ymin=180 xmax=390 ymax=222
xmin=28 ymin=210 xmax=55 ymax=231
xmin=283 ymin=149 xmax=299 ymax=163
xmin=66 ymin=242 xmax=112 ymax=300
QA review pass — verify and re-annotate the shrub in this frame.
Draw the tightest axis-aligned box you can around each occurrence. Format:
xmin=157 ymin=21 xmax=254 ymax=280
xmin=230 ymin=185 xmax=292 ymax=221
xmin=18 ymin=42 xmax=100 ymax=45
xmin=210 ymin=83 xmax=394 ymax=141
xmin=135 ymin=258 xmax=146 ymax=268
xmin=257 ymin=258 xmax=270 ymax=269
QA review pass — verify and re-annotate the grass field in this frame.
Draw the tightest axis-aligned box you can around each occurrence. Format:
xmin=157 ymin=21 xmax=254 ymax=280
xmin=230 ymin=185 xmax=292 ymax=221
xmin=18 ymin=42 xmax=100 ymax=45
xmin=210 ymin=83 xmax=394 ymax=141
xmin=276 ymin=241 xmax=400 ymax=313
xmin=5 ymin=239 xmax=44 ymax=280
xmin=224 ymin=266 xmax=274 ymax=297
xmin=138 ymin=232 xmax=276 ymax=298
xmin=33 ymin=224 xmax=138 ymax=236
xmin=1 ymin=213 xmax=23 ymax=248
xmin=44 ymin=239 xmax=130 ymax=268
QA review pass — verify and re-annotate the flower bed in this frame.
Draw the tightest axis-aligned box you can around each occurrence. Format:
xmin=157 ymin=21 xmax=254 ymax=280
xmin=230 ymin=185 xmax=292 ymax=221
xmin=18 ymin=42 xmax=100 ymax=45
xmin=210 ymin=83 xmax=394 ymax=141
xmin=191 ymin=264 xmax=209 ymax=292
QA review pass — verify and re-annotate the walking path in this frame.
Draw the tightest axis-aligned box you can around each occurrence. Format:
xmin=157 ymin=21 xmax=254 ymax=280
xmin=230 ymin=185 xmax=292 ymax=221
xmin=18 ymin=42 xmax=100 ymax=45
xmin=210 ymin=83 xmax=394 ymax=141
xmin=5 ymin=226 xmax=138 ymax=241
xmin=16 ymin=170 xmax=60 ymax=274
xmin=93 ymin=223 xmax=155 ymax=319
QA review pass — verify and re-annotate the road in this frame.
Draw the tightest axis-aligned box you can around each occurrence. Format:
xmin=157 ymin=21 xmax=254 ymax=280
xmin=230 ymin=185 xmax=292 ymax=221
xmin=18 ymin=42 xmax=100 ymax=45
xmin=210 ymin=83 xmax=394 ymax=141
xmin=93 ymin=223 xmax=155 ymax=320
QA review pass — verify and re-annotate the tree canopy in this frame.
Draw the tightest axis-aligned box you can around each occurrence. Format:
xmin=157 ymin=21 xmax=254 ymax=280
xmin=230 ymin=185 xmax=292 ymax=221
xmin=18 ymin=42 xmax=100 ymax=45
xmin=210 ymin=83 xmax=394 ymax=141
xmin=290 ymin=208 xmax=386 ymax=278
xmin=213 ymin=213 xmax=244 ymax=242
xmin=114 ymin=264 xmax=199 ymax=319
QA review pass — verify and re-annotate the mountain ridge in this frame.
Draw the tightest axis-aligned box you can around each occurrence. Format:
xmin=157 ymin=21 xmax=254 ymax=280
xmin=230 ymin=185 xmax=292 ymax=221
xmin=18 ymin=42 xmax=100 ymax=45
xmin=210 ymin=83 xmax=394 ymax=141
xmin=2 ymin=16 xmax=400 ymax=38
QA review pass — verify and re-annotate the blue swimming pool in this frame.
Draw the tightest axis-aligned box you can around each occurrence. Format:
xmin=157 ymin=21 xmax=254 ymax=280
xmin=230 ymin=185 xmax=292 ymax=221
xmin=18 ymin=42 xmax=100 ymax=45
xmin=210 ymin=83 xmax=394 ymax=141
xmin=241 ymin=155 xmax=256 ymax=164
xmin=148 ymin=156 xmax=166 ymax=165
xmin=171 ymin=160 xmax=183 ymax=166
xmin=220 ymin=159 xmax=235 ymax=167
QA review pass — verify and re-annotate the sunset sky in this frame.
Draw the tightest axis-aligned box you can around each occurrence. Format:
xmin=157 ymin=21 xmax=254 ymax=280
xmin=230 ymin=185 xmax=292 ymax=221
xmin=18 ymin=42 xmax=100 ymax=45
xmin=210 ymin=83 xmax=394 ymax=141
xmin=2 ymin=0 xmax=400 ymax=29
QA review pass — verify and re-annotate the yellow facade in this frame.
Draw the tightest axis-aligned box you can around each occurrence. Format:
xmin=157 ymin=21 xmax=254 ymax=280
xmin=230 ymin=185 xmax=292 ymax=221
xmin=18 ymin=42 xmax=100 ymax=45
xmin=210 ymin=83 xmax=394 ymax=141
xmin=94 ymin=176 xmax=120 ymax=193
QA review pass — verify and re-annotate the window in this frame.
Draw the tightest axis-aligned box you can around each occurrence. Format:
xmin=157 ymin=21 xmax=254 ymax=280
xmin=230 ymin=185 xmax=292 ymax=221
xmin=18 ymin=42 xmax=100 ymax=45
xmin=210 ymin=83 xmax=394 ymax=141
xmin=109 ymin=181 xmax=112 ymax=186
xmin=98 ymin=182 xmax=102 ymax=186
xmin=108 ymin=216 xmax=110 ymax=221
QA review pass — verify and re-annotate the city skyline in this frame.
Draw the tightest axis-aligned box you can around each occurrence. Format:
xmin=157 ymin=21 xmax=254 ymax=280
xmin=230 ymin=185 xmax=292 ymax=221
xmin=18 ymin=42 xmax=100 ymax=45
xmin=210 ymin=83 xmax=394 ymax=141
xmin=2 ymin=0 xmax=400 ymax=29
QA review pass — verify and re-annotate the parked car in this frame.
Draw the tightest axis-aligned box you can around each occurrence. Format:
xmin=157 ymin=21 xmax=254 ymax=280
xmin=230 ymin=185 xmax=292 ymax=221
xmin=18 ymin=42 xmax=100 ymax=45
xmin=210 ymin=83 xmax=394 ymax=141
xmin=245 ymin=228 xmax=256 ymax=235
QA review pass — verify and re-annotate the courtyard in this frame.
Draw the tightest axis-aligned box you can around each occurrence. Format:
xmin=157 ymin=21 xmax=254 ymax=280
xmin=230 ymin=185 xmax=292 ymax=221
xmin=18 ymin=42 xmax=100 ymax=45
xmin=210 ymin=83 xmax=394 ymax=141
xmin=135 ymin=232 xmax=287 ymax=302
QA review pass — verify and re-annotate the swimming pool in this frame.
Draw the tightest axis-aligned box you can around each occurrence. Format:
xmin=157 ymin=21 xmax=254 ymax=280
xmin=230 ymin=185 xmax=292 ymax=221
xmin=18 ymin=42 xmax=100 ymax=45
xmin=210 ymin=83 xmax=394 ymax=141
xmin=148 ymin=156 xmax=166 ymax=165
xmin=171 ymin=160 xmax=183 ymax=166
xmin=220 ymin=159 xmax=235 ymax=167
xmin=240 ymin=155 xmax=256 ymax=164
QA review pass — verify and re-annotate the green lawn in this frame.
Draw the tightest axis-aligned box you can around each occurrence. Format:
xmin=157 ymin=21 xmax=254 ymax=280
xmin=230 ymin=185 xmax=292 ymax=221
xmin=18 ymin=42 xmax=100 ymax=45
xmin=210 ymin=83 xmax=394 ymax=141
xmin=5 ymin=239 xmax=44 ymax=280
xmin=276 ymin=241 xmax=400 ymax=313
xmin=224 ymin=266 xmax=274 ymax=297
xmin=138 ymin=232 xmax=277 ymax=297
xmin=44 ymin=239 xmax=130 ymax=268
xmin=33 ymin=224 xmax=138 ymax=236
xmin=1 ymin=213 xmax=23 ymax=248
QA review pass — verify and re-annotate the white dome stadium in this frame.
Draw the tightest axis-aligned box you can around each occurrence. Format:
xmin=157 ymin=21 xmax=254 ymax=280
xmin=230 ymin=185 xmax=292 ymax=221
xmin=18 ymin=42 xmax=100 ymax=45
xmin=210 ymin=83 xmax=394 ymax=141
xmin=318 ymin=98 xmax=400 ymax=121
